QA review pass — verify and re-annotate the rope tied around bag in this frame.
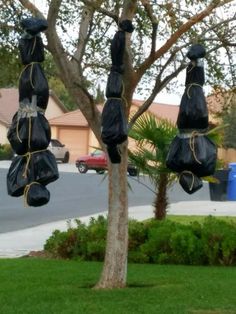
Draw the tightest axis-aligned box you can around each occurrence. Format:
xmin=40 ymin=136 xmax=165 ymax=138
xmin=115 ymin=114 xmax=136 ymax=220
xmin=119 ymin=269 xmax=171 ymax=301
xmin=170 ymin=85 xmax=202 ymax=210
xmin=16 ymin=99 xmax=45 ymax=145
xmin=189 ymin=131 xmax=203 ymax=165
xmin=186 ymin=83 xmax=203 ymax=99
xmin=31 ymin=36 xmax=37 ymax=55
xmin=21 ymin=148 xmax=47 ymax=178
xmin=19 ymin=62 xmax=40 ymax=89
xmin=179 ymin=171 xmax=195 ymax=191
xmin=23 ymin=182 xmax=40 ymax=207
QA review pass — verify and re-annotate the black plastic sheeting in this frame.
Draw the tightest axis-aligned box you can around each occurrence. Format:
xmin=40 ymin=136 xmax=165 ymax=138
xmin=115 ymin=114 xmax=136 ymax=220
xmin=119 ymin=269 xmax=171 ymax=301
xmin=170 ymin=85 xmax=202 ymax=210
xmin=179 ymin=171 xmax=203 ymax=194
xmin=166 ymin=44 xmax=217 ymax=194
xmin=6 ymin=17 xmax=59 ymax=206
xmin=101 ymin=20 xmax=134 ymax=164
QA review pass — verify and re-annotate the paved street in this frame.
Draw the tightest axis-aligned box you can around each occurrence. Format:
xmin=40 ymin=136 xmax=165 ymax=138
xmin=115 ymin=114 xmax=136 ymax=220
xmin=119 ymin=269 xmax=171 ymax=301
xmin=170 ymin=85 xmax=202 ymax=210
xmin=0 ymin=161 xmax=210 ymax=233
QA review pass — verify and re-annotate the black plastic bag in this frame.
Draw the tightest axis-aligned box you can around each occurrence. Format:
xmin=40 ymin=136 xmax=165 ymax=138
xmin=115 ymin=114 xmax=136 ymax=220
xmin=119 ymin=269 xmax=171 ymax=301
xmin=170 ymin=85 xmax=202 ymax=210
xmin=19 ymin=63 xmax=49 ymax=109
xmin=32 ymin=150 xmax=59 ymax=185
xmin=119 ymin=20 xmax=134 ymax=33
xmin=19 ymin=36 xmax=44 ymax=65
xmin=106 ymin=71 xmax=123 ymax=98
xmin=21 ymin=17 xmax=48 ymax=36
xmin=166 ymin=134 xmax=217 ymax=177
xmin=185 ymin=61 xmax=205 ymax=86
xmin=179 ymin=171 xmax=203 ymax=194
xmin=107 ymin=145 xmax=121 ymax=164
xmin=101 ymin=98 xmax=127 ymax=146
xmin=177 ymin=85 xmax=208 ymax=130
xmin=25 ymin=183 xmax=50 ymax=207
xmin=110 ymin=31 xmax=125 ymax=71
xmin=187 ymin=44 xmax=206 ymax=60
xmin=7 ymin=112 xmax=51 ymax=155
xmin=7 ymin=155 xmax=30 ymax=197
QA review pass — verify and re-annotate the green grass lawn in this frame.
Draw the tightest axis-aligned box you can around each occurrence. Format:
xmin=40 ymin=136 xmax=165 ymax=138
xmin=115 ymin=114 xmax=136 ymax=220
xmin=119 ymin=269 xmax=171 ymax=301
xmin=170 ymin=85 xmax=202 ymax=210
xmin=0 ymin=259 xmax=236 ymax=314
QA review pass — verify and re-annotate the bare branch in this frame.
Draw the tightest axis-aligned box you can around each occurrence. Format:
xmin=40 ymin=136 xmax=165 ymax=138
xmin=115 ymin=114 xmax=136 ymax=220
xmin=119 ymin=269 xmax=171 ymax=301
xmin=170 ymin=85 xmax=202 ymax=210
xmin=128 ymin=63 xmax=185 ymax=129
xmin=72 ymin=6 xmax=94 ymax=68
xmin=47 ymin=0 xmax=62 ymax=28
xmin=136 ymin=0 xmax=235 ymax=81
xmin=80 ymin=0 xmax=118 ymax=22
xmin=17 ymin=0 xmax=45 ymax=18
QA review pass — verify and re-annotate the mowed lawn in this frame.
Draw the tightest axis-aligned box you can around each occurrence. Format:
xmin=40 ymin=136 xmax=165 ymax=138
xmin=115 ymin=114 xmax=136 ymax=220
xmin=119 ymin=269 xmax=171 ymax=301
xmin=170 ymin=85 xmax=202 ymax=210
xmin=0 ymin=259 xmax=236 ymax=314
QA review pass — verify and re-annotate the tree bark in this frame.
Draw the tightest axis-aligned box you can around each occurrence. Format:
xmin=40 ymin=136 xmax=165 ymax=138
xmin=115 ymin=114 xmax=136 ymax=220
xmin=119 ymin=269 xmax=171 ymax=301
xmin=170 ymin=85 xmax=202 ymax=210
xmin=95 ymin=143 xmax=128 ymax=289
xmin=154 ymin=173 xmax=168 ymax=220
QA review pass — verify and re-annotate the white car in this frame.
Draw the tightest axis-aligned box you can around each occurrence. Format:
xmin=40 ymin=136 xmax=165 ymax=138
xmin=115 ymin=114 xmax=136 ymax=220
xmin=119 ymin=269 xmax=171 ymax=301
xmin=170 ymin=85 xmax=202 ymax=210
xmin=48 ymin=139 xmax=70 ymax=163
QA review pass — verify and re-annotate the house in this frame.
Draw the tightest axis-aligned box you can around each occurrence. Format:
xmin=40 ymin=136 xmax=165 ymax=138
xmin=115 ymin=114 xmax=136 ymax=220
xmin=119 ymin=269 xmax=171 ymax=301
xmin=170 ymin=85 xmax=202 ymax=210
xmin=48 ymin=101 xmax=180 ymax=162
xmin=0 ymin=88 xmax=67 ymax=144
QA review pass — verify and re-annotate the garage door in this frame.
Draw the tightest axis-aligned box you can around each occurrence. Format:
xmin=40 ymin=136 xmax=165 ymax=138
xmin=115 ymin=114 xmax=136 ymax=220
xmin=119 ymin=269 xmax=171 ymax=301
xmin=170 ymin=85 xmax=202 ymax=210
xmin=58 ymin=127 xmax=89 ymax=162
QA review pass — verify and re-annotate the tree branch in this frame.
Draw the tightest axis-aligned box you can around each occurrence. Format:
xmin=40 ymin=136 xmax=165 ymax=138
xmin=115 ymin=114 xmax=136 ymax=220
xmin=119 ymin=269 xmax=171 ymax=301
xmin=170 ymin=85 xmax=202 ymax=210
xmin=136 ymin=0 xmax=235 ymax=81
xmin=129 ymin=63 xmax=185 ymax=129
xmin=72 ymin=5 xmax=94 ymax=68
xmin=80 ymin=0 xmax=118 ymax=22
xmin=47 ymin=0 xmax=62 ymax=28
xmin=17 ymin=0 xmax=45 ymax=18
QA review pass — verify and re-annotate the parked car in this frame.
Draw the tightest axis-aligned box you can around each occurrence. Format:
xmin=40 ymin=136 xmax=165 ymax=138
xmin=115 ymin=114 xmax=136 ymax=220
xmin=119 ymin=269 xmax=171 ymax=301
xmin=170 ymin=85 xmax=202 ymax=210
xmin=48 ymin=139 xmax=70 ymax=163
xmin=75 ymin=150 xmax=138 ymax=176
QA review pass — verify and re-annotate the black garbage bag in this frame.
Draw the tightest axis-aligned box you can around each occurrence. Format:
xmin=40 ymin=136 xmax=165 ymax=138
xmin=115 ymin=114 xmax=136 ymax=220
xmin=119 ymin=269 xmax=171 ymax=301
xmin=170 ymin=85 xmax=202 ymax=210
xmin=21 ymin=17 xmax=48 ymax=36
xmin=19 ymin=35 xmax=45 ymax=65
xmin=7 ymin=155 xmax=31 ymax=197
xmin=177 ymin=85 xmax=208 ymax=130
xmin=110 ymin=30 xmax=125 ymax=72
xmin=106 ymin=71 xmax=123 ymax=98
xmin=166 ymin=134 xmax=217 ymax=177
xmin=7 ymin=112 xmax=51 ymax=155
xmin=32 ymin=150 xmax=59 ymax=185
xmin=24 ymin=183 xmax=50 ymax=207
xmin=7 ymin=112 xmax=29 ymax=155
xmin=19 ymin=63 xmax=49 ymax=110
xmin=119 ymin=20 xmax=135 ymax=33
xmin=101 ymin=98 xmax=127 ymax=146
xmin=185 ymin=61 xmax=205 ymax=86
xmin=179 ymin=171 xmax=203 ymax=194
xmin=107 ymin=145 xmax=121 ymax=164
xmin=187 ymin=44 xmax=206 ymax=60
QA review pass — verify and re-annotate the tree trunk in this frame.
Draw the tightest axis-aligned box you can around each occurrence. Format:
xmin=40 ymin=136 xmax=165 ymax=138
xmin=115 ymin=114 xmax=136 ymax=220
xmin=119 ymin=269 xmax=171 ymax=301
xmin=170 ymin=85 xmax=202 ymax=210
xmin=154 ymin=173 xmax=168 ymax=220
xmin=95 ymin=144 xmax=128 ymax=289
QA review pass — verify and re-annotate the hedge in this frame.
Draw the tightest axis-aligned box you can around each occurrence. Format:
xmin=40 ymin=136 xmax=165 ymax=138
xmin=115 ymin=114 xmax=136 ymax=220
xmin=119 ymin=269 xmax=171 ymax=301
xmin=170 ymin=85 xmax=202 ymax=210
xmin=44 ymin=216 xmax=236 ymax=266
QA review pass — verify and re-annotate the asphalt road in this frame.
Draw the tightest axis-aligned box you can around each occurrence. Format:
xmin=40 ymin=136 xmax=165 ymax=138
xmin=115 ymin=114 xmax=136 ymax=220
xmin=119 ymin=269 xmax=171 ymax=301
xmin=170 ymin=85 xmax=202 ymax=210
xmin=0 ymin=168 xmax=210 ymax=233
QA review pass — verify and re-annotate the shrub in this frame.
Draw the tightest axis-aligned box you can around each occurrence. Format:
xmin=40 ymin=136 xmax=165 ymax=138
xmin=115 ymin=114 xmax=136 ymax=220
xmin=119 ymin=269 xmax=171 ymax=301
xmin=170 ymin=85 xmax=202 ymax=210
xmin=44 ymin=216 xmax=236 ymax=266
xmin=0 ymin=144 xmax=13 ymax=160
xmin=140 ymin=220 xmax=177 ymax=263
xmin=201 ymin=216 xmax=236 ymax=265
xmin=169 ymin=226 xmax=205 ymax=265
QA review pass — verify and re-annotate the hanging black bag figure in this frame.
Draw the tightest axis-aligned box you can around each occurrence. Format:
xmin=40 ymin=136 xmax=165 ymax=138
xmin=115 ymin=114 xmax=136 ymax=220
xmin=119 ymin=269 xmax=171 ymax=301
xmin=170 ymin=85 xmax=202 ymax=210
xmin=177 ymin=44 xmax=208 ymax=131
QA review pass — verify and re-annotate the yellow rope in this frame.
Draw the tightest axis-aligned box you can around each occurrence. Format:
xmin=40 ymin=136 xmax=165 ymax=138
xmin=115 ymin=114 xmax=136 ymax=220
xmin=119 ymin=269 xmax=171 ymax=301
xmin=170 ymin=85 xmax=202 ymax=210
xmin=18 ymin=62 xmax=39 ymax=89
xmin=179 ymin=171 xmax=195 ymax=191
xmin=31 ymin=36 xmax=37 ymax=55
xmin=186 ymin=83 xmax=203 ymax=99
xmin=24 ymin=182 xmax=40 ymax=207
xmin=189 ymin=131 xmax=202 ymax=164
xmin=21 ymin=148 xmax=47 ymax=178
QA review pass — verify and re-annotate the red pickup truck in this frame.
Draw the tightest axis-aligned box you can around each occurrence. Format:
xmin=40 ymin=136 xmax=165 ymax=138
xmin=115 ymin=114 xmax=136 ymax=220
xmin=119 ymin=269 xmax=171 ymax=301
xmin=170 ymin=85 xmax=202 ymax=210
xmin=75 ymin=150 xmax=138 ymax=176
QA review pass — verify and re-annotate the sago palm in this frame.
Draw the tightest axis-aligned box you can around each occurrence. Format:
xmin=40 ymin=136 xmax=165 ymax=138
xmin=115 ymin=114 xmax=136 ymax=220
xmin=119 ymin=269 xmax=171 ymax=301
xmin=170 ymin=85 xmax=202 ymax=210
xmin=129 ymin=113 xmax=178 ymax=220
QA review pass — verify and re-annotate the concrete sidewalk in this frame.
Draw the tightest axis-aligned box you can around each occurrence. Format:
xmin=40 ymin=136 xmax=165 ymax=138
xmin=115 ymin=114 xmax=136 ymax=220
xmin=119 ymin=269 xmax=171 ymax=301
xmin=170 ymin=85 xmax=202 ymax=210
xmin=0 ymin=201 xmax=235 ymax=258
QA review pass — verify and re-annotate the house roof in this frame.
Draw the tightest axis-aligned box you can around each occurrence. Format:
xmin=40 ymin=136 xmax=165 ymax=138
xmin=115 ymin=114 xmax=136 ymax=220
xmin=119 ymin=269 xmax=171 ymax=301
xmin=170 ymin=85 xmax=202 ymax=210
xmin=0 ymin=88 xmax=67 ymax=126
xmin=49 ymin=109 xmax=89 ymax=127
xmin=48 ymin=100 xmax=180 ymax=127
xmin=132 ymin=99 xmax=179 ymax=124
